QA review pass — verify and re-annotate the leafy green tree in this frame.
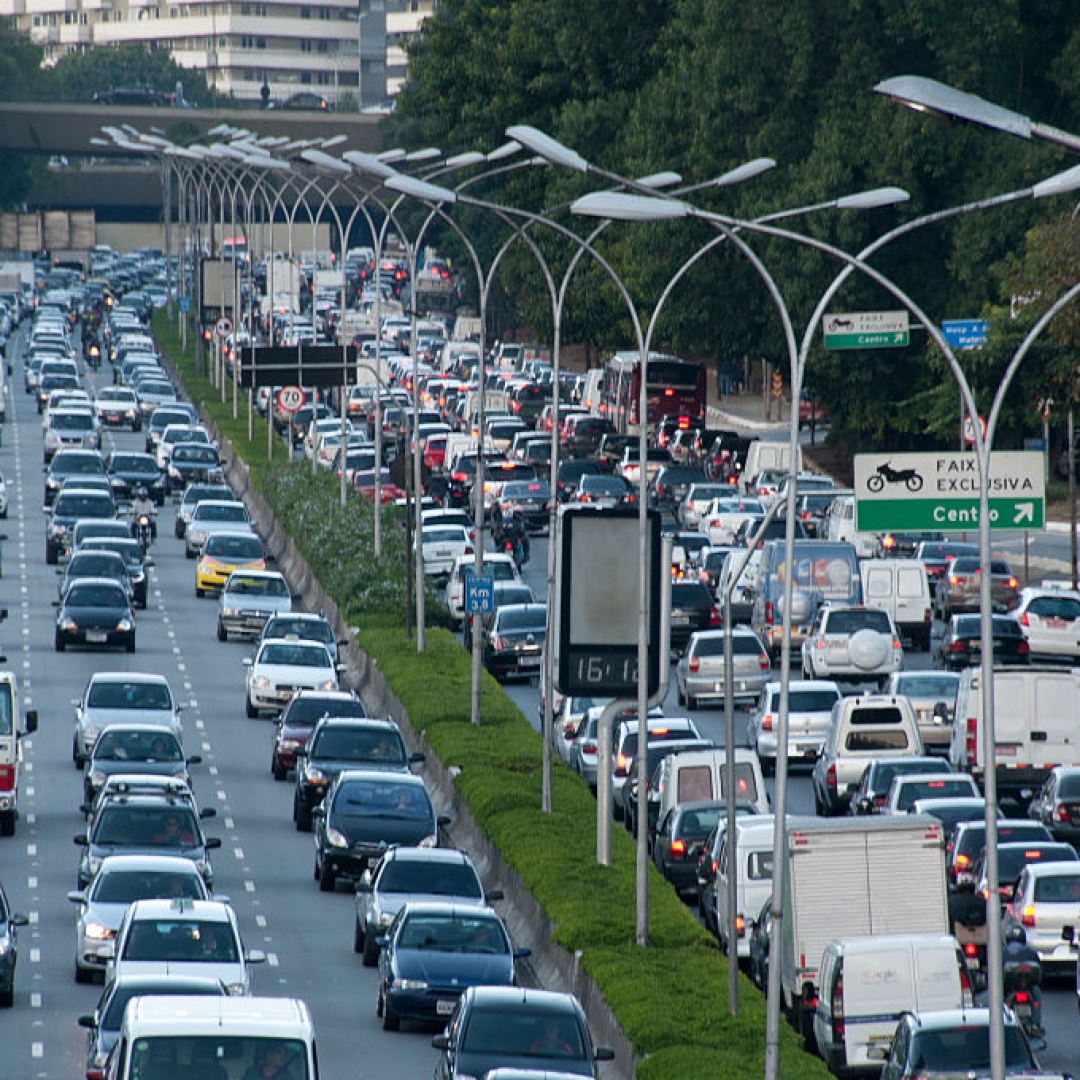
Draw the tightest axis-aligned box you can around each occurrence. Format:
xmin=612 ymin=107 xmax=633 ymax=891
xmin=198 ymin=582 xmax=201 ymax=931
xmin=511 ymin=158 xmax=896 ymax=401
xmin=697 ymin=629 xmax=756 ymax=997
xmin=46 ymin=43 xmax=210 ymax=105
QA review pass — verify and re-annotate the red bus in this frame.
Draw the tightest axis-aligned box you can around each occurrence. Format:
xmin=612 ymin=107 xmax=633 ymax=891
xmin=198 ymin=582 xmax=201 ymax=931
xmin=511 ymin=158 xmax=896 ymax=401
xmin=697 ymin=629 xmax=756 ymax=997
xmin=601 ymin=351 xmax=707 ymax=435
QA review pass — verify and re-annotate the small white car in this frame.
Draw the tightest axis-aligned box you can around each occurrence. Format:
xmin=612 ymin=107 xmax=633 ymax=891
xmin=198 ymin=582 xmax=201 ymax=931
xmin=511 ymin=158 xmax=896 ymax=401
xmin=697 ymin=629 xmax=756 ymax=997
xmin=418 ymin=524 xmax=473 ymax=584
xmin=1011 ymin=585 xmax=1080 ymax=661
xmin=444 ymin=553 xmax=520 ymax=626
xmin=107 ymin=898 xmax=265 ymax=995
xmin=801 ymin=604 xmax=903 ymax=687
xmin=748 ymin=679 xmax=842 ymax=774
xmin=244 ymin=637 xmax=341 ymax=717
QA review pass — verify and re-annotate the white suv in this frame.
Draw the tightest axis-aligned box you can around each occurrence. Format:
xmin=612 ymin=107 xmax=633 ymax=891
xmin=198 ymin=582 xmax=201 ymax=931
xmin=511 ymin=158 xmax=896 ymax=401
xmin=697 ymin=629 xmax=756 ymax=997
xmin=801 ymin=604 xmax=902 ymax=687
xmin=444 ymin=553 xmax=520 ymax=626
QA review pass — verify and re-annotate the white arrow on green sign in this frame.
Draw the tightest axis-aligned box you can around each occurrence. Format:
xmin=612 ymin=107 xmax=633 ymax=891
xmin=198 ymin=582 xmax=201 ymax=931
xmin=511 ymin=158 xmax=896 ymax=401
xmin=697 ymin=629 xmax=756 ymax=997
xmin=854 ymin=451 xmax=1045 ymax=533
xmin=824 ymin=310 xmax=910 ymax=350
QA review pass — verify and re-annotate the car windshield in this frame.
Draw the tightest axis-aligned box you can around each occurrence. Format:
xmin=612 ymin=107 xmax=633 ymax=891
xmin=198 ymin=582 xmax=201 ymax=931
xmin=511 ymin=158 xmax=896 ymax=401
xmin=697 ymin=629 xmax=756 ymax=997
xmin=57 ymin=496 xmax=113 ymax=518
xmin=87 ymin=681 xmax=172 ymax=710
xmin=67 ymin=583 xmax=126 ymax=607
xmin=111 ymin=456 xmax=157 ymax=474
xmin=678 ymin=806 xmax=723 ymax=838
xmin=94 ymin=730 xmax=182 ymax=762
xmin=99 ymin=984 xmax=222 ymax=1029
xmin=286 ymin=697 xmax=366 ymax=723
xmin=92 ymin=807 xmax=200 ymax=849
xmin=692 ymin=635 xmax=763 ymax=658
xmin=911 ymin=1025 xmax=1032 ymax=1070
xmin=91 ymin=869 xmax=204 ymax=905
xmin=496 ymin=607 xmax=546 ymax=633
xmin=196 ymin=503 xmax=245 ymax=522
xmin=259 ymin=642 xmax=331 ymax=668
xmin=785 ymin=689 xmax=840 ymax=712
xmin=1033 ymin=873 xmax=1080 ymax=902
xmin=896 ymin=778 xmax=975 ymax=811
xmin=824 ymin=610 xmax=892 ymax=635
xmin=121 ymin=919 xmax=238 ymax=962
xmin=461 ymin=1005 xmax=585 ymax=1059
xmin=175 ymin=446 xmax=218 ymax=464
xmin=206 ymin=534 xmax=262 ymax=560
xmin=128 ymin=1038 xmax=308 ymax=1080
xmin=312 ymin=729 xmax=404 ymax=764
xmin=377 ymin=860 xmax=482 ymax=898
xmin=893 ymin=675 xmax=958 ymax=698
xmin=264 ymin=618 xmax=333 ymax=644
xmin=226 ymin=576 xmax=288 ymax=597
xmin=334 ymin=780 xmax=430 ymax=819
xmin=397 ymin=912 xmax=507 ymax=953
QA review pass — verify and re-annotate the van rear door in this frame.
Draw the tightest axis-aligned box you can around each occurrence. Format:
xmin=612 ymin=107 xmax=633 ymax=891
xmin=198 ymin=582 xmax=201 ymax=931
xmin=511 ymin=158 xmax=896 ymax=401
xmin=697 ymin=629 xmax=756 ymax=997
xmin=842 ymin=946 xmax=915 ymax=1067
xmin=912 ymin=941 xmax=964 ymax=1011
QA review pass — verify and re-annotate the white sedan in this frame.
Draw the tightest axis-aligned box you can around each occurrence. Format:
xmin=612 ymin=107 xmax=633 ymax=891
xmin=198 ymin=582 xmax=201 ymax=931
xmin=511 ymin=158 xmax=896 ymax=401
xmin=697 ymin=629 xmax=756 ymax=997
xmin=700 ymin=495 xmax=765 ymax=546
xmin=1012 ymin=585 xmax=1080 ymax=660
xmin=418 ymin=524 xmax=474 ymax=584
xmin=243 ymin=637 xmax=342 ymax=717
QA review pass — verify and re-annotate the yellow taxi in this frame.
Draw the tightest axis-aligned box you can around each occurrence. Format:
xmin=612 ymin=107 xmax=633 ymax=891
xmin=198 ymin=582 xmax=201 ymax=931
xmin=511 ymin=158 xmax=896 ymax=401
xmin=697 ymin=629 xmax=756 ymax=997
xmin=195 ymin=530 xmax=266 ymax=596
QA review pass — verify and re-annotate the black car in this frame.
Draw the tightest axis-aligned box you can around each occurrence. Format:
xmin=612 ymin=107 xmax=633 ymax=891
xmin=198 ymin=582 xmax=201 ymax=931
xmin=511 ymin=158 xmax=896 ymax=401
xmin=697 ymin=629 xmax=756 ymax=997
xmin=0 ymin=879 xmax=28 ymax=1007
xmin=166 ymin=442 xmax=223 ymax=493
xmin=650 ymin=466 xmax=708 ymax=514
xmin=562 ymin=416 xmax=614 ymax=459
xmin=508 ymin=383 xmax=550 ymax=426
xmin=293 ymin=717 xmax=421 ymax=831
xmin=913 ymin=539 xmax=979 ymax=596
xmin=875 ymin=530 xmax=944 ymax=558
xmin=105 ymin=451 xmax=166 ymax=506
xmin=555 ymin=459 xmax=604 ymax=503
xmin=652 ymin=799 xmax=726 ymax=897
xmin=481 ymin=603 xmax=547 ymax=681
xmin=668 ymin=580 xmax=719 ymax=653
xmin=848 ymin=756 xmax=954 ymax=816
xmin=312 ymin=769 xmax=445 ymax=891
xmin=934 ymin=613 xmax=1030 ymax=670
xmin=78 ymin=537 xmax=150 ymax=609
xmin=74 ymin=793 xmax=221 ymax=889
xmin=270 ymin=91 xmax=332 ymax=111
xmin=493 ymin=480 xmax=550 ymax=531
xmin=462 ymin=582 xmax=535 ymax=651
xmin=622 ymin=738 xmax=716 ymax=836
xmin=54 ymin=577 xmax=136 ymax=653
xmin=82 ymin=725 xmax=199 ymax=805
xmin=58 ymin=549 xmax=134 ymax=606
xmin=46 ymin=486 xmax=117 ymax=564
xmin=432 ymin=985 xmax=614 ymax=1080
xmin=44 ymin=448 xmax=107 ymax=507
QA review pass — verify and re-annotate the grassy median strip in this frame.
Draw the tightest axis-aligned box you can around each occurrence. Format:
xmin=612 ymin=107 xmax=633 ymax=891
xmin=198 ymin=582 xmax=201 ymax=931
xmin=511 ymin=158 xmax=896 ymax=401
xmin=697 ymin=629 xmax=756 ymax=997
xmin=156 ymin=312 xmax=829 ymax=1079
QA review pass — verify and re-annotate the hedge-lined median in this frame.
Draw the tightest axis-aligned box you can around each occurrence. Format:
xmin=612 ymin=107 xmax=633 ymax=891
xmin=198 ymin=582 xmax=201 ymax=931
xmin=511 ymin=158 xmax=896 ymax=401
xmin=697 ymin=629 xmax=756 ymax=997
xmin=155 ymin=311 xmax=829 ymax=1080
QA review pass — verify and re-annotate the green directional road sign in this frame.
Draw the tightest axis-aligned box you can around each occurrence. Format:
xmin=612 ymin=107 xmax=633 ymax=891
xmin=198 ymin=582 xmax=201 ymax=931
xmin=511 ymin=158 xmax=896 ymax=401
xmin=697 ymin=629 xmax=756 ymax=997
xmin=854 ymin=451 xmax=1045 ymax=533
xmin=824 ymin=310 xmax=910 ymax=350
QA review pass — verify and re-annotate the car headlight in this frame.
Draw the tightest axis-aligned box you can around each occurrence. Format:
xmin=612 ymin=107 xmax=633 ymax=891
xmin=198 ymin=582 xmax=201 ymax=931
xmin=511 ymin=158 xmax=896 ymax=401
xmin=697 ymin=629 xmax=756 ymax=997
xmin=304 ymin=766 xmax=328 ymax=785
xmin=377 ymin=911 xmax=394 ymax=928
xmin=87 ymin=856 xmax=102 ymax=878
xmin=221 ymin=606 xmax=239 ymax=617
xmin=326 ymin=827 xmax=348 ymax=849
xmin=251 ymin=675 xmax=271 ymax=690
xmin=189 ymin=529 xmax=207 ymax=544
xmin=279 ymin=739 xmax=301 ymax=750
xmin=60 ymin=616 xmax=78 ymax=632
xmin=394 ymin=978 xmax=428 ymax=990
xmin=81 ymin=725 xmax=100 ymax=746
xmin=0 ymin=938 xmax=11 ymax=956
xmin=83 ymin=922 xmax=114 ymax=941
xmin=418 ymin=833 xmax=438 ymax=848
xmin=169 ymin=466 xmax=181 ymax=479
xmin=318 ymin=678 xmax=337 ymax=691
xmin=115 ymin=618 xmax=133 ymax=632
xmin=90 ymin=770 xmax=106 ymax=789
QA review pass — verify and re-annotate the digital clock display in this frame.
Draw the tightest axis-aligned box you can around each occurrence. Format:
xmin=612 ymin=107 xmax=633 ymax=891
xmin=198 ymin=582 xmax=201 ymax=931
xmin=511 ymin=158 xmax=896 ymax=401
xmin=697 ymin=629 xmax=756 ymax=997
xmin=565 ymin=647 xmax=640 ymax=696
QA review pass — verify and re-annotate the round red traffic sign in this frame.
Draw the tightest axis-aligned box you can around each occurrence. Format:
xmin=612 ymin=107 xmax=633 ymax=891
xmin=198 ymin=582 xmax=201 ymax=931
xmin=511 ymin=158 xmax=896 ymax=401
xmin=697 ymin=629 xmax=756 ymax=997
xmin=215 ymin=315 xmax=233 ymax=339
xmin=962 ymin=414 xmax=987 ymax=444
xmin=276 ymin=386 xmax=305 ymax=413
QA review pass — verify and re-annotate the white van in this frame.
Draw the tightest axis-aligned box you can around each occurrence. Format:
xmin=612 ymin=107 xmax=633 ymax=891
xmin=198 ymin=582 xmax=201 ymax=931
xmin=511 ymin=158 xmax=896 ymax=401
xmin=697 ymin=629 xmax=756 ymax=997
xmin=861 ymin=558 xmax=932 ymax=651
xmin=741 ymin=441 xmax=802 ymax=495
xmin=106 ymin=995 xmax=317 ymax=1080
xmin=813 ymin=934 xmax=971 ymax=1075
xmin=581 ymin=369 xmax=605 ymax=415
xmin=714 ymin=816 xmax=775 ymax=958
xmin=654 ymin=746 xmax=769 ymax=829
xmin=824 ymin=494 xmax=877 ymax=558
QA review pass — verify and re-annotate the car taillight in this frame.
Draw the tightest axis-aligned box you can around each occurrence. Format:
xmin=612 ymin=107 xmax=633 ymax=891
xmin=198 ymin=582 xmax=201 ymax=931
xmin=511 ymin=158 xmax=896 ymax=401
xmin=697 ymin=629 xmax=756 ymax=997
xmin=955 ymin=853 xmax=970 ymax=871
xmin=949 ymin=574 xmax=959 ymax=585
xmin=965 ymin=717 xmax=978 ymax=765
xmin=0 ymin=764 xmax=13 ymax=791
xmin=1008 ymin=577 xmax=1018 ymax=589
xmin=825 ymin=763 xmax=837 ymax=790
xmin=582 ymin=744 xmax=597 ymax=757
xmin=735 ymin=913 xmax=746 ymax=937
xmin=670 ymin=839 xmax=686 ymax=857
xmin=764 ymin=601 xmax=774 ymax=626
xmin=949 ymin=640 xmax=966 ymax=653
xmin=1054 ymin=802 xmax=1071 ymax=823
xmin=615 ymin=752 xmax=628 ymax=777
xmin=1018 ymin=640 xmax=1030 ymax=656
xmin=708 ymin=606 xmax=721 ymax=628
xmin=963 ymin=941 xmax=978 ymax=959
xmin=958 ymin=957 xmax=973 ymax=1006
xmin=761 ymin=714 xmax=773 ymax=732
xmin=831 ymin=973 xmax=844 ymax=1042
xmin=1018 ymin=611 xmax=1030 ymax=626
xmin=1021 ymin=905 xmax=1036 ymax=927
xmin=758 ymin=652 xmax=770 ymax=672
xmin=688 ymin=656 xmax=700 ymax=674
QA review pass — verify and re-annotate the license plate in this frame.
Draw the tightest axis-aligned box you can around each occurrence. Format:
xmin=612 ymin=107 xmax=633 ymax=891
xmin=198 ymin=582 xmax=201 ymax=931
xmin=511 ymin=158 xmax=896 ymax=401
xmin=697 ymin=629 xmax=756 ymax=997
xmin=520 ymin=656 xmax=541 ymax=668
xmin=996 ymin=744 xmax=1017 ymax=757
xmin=105 ymin=413 xmax=120 ymax=422
xmin=85 ymin=631 xmax=108 ymax=643
xmin=671 ymin=614 xmax=690 ymax=626
xmin=1047 ymin=617 xmax=1067 ymax=629
xmin=1013 ymin=1003 xmax=1032 ymax=1019
xmin=436 ymin=999 xmax=456 ymax=1016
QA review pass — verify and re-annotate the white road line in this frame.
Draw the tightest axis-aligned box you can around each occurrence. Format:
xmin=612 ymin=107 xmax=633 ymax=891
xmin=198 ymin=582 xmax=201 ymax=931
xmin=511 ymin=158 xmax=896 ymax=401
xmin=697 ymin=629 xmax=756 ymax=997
xmin=255 ymin=915 xmax=267 ymax=928
xmin=25 ymin=843 xmax=36 ymax=856
xmin=28 ymin=911 xmax=38 ymax=924
xmin=30 ymin=992 xmax=41 ymax=1008
xmin=31 ymin=1043 xmax=43 ymax=1058
xmin=267 ymin=953 xmax=279 ymax=967
xmin=244 ymin=878 xmax=255 ymax=890
xmin=233 ymin=847 xmax=245 ymax=861
xmin=209 ymin=765 xmax=219 ymax=776
xmin=27 ymin=876 xmax=37 ymax=890
xmin=224 ymin=817 xmax=234 ymax=829
xmin=29 ymin=948 xmax=40 ymax=963
xmin=216 ymin=789 xmax=227 ymax=801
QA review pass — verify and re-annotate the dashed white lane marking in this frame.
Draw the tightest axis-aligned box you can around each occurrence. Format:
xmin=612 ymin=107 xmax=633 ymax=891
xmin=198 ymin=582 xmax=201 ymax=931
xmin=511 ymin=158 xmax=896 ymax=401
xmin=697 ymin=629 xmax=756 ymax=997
xmin=255 ymin=915 xmax=267 ymax=928
xmin=30 ymin=992 xmax=41 ymax=1008
xmin=267 ymin=954 xmax=279 ymax=967
xmin=233 ymin=847 xmax=245 ymax=861
xmin=26 ymin=843 xmax=36 ymax=856
xmin=244 ymin=878 xmax=255 ymax=890
xmin=27 ymin=876 xmax=37 ymax=890
xmin=216 ymin=790 xmax=227 ymax=801
xmin=31 ymin=1043 xmax=43 ymax=1058
xmin=29 ymin=948 xmax=40 ymax=963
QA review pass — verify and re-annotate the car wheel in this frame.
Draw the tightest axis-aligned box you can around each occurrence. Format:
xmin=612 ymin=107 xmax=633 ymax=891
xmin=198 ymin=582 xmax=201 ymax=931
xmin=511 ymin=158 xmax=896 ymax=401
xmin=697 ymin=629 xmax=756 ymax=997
xmin=174 ymin=520 xmax=184 ymax=539
xmin=362 ymin=929 xmax=379 ymax=967
xmin=0 ymin=812 xmax=13 ymax=838
xmin=126 ymin=637 xmax=136 ymax=654
xmin=676 ymin=683 xmax=685 ymax=706
xmin=45 ymin=544 xmax=57 ymax=566
xmin=0 ymin=976 xmax=12 ymax=1008
xmin=245 ymin=697 xmax=258 ymax=719
xmin=686 ymin=693 xmax=697 ymax=710
xmin=185 ymin=547 xmax=194 ymax=560
xmin=54 ymin=633 xmax=65 ymax=652
xmin=74 ymin=964 xmax=92 ymax=985
xmin=319 ymin=859 xmax=336 ymax=892
xmin=760 ymin=755 xmax=775 ymax=777
xmin=272 ymin=760 xmax=287 ymax=782
xmin=195 ymin=585 xmax=204 ymax=598
xmin=294 ymin=800 xmax=312 ymax=833
xmin=217 ymin=622 xmax=228 ymax=642
xmin=813 ymin=789 xmax=825 ymax=817
xmin=353 ymin=917 xmax=365 ymax=954
xmin=382 ymin=1000 xmax=400 ymax=1032
xmin=72 ymin=736 xmax=82 ymax=768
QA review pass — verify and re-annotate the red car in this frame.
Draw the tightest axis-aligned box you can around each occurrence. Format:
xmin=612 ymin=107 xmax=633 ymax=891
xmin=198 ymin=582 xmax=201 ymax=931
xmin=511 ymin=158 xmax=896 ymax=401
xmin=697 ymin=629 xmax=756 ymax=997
xmin=353 ymin=469 xmax=405 ymax=504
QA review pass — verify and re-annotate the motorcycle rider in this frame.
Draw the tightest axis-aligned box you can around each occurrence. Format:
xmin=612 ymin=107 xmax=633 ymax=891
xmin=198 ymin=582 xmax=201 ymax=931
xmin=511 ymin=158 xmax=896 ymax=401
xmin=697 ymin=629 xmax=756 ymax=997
xmin=493 ymin=508 xmax=529 ymax=568
xmin=129 ymin=486 xmax=158 ymax=542
xmin=1002 ymin=924 xmax=1045 ymax=1038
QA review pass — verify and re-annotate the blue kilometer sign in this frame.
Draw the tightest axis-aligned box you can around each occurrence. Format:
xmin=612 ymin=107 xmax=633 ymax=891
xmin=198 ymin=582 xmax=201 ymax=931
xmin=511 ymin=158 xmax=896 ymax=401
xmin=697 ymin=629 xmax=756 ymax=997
xmin=464 ymin=573 xmax=494 ymax=615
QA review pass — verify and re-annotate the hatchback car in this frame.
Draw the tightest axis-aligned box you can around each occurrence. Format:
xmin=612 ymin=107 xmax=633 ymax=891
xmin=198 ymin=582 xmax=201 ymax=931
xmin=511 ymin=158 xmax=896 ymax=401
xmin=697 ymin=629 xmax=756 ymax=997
xmin=104 ymin=451 xmax=164 ymax=505
xmin=66 ymin=853 xmax=210 ymax=983
xmin=271 ymin=689 xmax=366 ymax=781
xmin=44 ymin=448 xmax=107 ymax=508
xmin=217 ymin=569 xmax=292 ymax=640
xmin=78 ymin=536 xmax=150 ymax=609
xmin=675 ymin=627 xmax=770 ymax=709
xmin=354 ymin=846 xmax=493 ymax=965
xmin=933 ymin=613 xmax=1030 ymax=670
xmin=244 ymin=637 xmax=341 ymax=717
xmin=432 ymin=986 xmax=615 ymax=1079
xmin=748 ymin=679 xmax=842 ymax=773
xmin=880 ymin=772 xmax=979 ymax=815
xmin=58 ymin=549 xmax=134 ymax=606
xmin=377 ymin=903 xmax=525 ymax=1031
xmin=0 ymin=878 xmax=27 ymax=1007
xmin=935 ymin=555 xmax=1019 ymax=617
xmin=106 ymin=898 xmax=264 ymax=995
xmin=849 ymin=757 xmax=957 ymax=816
xmin=652 ymin=799 xmax=726 ymax=897
xmin=71 ymin=671 xmax=184 ymax=768
xmin=54 ymin=577 xmax=135 ymax=653
xmin=481 ymin=603 xmax=547 ymax=681
xmin=801 ymin=604 xmax=902 ymax=686
xmin=183 ymin=499 xmax=253 ymax=558
xmin=195 ymin=530 xmax=266 ymax=596
xmin=1011 ymin=586 xmax=1080 ymax=661
xmin=669 ymin=579 xmax=720 ymax=654
xmin=1027 ymin=765 xmax=1080 ymax=844
xmin=312 ymin=769 xmax=445 ymax=891
xmin=1003 ymin=861 xmax=1080 ymax=966
xmin=83 ymin=724 xmax=198 ymax=805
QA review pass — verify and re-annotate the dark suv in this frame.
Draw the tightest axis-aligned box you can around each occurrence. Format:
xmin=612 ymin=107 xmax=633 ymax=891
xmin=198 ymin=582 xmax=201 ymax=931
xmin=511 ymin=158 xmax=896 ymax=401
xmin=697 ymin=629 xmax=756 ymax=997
xmin=271 ymin=689 xmax=366 ymax=781
xmin=292 ymin=717 xmax=423 ymax=831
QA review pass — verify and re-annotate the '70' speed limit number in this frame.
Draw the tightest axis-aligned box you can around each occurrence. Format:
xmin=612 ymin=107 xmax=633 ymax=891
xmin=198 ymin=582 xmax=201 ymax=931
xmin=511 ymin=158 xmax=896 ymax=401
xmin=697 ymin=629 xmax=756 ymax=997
xmin=276 ymin=386 xmax=306 ymax=413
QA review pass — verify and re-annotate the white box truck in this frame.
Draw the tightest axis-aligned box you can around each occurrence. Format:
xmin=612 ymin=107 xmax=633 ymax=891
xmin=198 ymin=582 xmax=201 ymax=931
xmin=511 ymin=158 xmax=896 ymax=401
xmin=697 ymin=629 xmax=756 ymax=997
xmin=780 ymin=815 xmax=949 ymax=1040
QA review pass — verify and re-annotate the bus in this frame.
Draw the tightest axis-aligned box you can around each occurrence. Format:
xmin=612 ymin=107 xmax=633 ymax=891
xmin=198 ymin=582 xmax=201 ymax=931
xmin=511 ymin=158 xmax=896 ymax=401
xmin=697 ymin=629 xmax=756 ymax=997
xmin=601 ymin=351 xmax=707 ymax=435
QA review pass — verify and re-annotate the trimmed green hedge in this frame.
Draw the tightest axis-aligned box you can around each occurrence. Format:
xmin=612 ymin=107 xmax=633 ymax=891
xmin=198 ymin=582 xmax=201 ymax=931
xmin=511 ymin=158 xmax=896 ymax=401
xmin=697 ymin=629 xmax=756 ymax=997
xmin=156 ymin=312 xmax=830 ymax=1080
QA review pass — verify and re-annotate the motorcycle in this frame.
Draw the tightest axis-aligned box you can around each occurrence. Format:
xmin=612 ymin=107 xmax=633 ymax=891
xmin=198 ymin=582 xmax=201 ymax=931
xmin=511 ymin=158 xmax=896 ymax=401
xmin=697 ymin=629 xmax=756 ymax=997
xmin=1002 ymin=931 xmax=1045 ymax=1042
xmin=867 ymin=461 xmax=924 ymax=493
xmin=133 ymin=513 xmax=155 ymax=555
xmin=502 ymin=535 xmax=527 ymax=570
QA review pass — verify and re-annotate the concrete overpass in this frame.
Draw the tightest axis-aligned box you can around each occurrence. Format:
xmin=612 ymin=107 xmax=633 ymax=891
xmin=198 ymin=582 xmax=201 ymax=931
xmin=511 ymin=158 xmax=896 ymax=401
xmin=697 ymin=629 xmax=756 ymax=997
xmin=0 ymin=101 xmax=384 ymax=218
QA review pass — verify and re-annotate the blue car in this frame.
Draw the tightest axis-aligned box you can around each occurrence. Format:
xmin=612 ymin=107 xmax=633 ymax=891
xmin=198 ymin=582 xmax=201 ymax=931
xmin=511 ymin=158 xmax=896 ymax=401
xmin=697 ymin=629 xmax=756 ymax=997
xmin=0 ymin=879 xmax=29 ymax=1006
xmin=376 ymin=903 xmax=527 ymax=1031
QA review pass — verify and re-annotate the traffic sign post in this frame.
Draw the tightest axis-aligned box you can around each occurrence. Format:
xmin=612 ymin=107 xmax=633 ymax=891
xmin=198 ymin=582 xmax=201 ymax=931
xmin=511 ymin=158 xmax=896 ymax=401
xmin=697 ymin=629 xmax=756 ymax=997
xmin=823 ymin=310 xmax=910 ymax=350
xmin=464 ymin=574 xmax=494 ymax=615
xmin=854 ymin=451 xmax=1045 ymax=532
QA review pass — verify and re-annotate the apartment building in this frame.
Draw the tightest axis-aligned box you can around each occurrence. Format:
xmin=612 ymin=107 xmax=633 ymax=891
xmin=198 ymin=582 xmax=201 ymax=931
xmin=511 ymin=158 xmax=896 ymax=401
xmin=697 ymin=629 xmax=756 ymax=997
xmin=0 ymin=0 xmax=434 ymax=108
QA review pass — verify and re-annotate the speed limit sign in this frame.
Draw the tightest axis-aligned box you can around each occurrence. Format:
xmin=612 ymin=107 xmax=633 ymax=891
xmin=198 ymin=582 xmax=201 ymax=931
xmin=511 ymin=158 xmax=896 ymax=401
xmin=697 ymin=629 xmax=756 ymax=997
xmin=276 ymin=386 xmax=305 ymax=413
xmin=215 ymin=315 xmax=233 ymax=339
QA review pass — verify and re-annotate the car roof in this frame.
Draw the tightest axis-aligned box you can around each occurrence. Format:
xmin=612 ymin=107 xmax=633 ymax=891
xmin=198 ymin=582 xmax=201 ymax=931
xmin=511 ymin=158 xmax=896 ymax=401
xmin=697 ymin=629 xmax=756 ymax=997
xmin=87 ymin=671 xmax=170 ymax=685
xmin=336 ymin=767 xmax=425 ymax=786
xmin=93 ymin=853 xmax=207 ymax=875
xmin=464 ymin=986 xmax=584 ymax=1012
xmin=127 ymin=898 xmax=234 ymax=921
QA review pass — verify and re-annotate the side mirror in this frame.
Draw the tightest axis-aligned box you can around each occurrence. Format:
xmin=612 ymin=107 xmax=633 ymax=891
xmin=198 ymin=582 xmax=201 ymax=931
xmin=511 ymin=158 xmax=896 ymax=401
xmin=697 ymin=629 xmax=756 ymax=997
xmin=242 ymin=658 xmax=253 ymax=667
xmin=246 ymin=949 xmax=267 ymax=964
xmin=66 ymin=890 xmax=85 ymax=904
xmin=1062 ymin=925 xmax=1075 ymax=943
xmin=409 ymin=751 xmax=426 ymax=765
xmin=205 ymin=837 xmax=223 ymax=850
xmin=23 ymin=710 xmax=38 ymax=735
xmin=199 ymin=806 xmax=217 ymax=819
xmin=595 ymin=1046 xmax=616 ymax=1063
xmin=431 ymin=1034 xmax=450 ymax=1051
xmin=73 ymin=834 xmax=89 ymax=846
xmin=484 ymin=889 xmax=504 ymax=903
xmin=436 ymin=814 xmax=452 ymax=827
xmin=187 ymin=755 xmax=203 ymax=766
xmin=77 ymin=1014 xmax=97 ymax=1030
